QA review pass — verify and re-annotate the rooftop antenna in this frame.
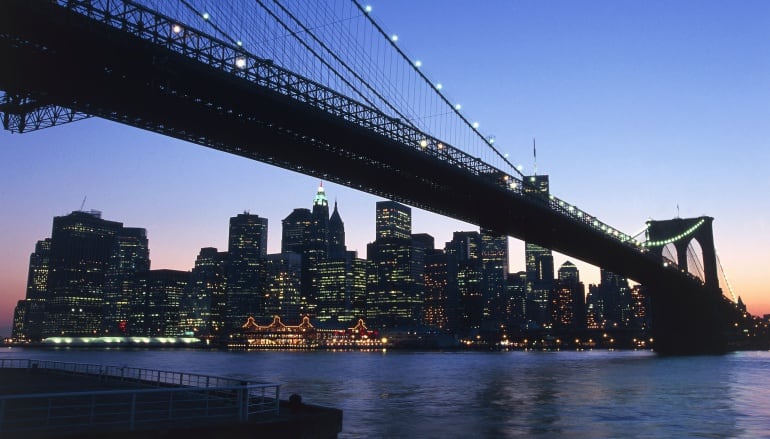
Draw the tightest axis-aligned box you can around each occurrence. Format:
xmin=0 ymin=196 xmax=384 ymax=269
xmin=533 ymin=138 xmax=537 ymax=176
xmin=79 ymin=196 xmax=87 ymax=211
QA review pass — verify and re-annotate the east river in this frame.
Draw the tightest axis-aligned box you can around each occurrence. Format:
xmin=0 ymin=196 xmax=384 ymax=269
xmin=2 ymin=348 xmax=769 ymax=438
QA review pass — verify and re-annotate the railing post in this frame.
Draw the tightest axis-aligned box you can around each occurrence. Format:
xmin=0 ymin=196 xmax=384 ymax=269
xmin=274 ymin=385 xmax=280 ymax=414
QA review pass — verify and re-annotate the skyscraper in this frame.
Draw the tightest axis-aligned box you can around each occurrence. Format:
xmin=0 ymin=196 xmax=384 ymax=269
xmin=44 ymin=210 xmax=123 ymax=336
xmin=552 ymin=261 xmax=586 ymax=329
xmin=132 ymin=269 xmax=189 ymax=336
xmin=179 ymin=247 xmax=228 ymax=336
xmin=480 ymin=228 xmax=508 ymax=324
xmin=317 ymin=252 xmax=368 ymax=324
xmin=523 ymin=174 xmax=554 ymax=325
xmin=16 ymin=238 xmax=51 ymax=340
xmin=367 ymin=201 xmax=422 ymax=328
xmin=375 ymin=201 xmax=411 ymax=240
xmin=103 ymin=227 xmax=150 ymax=334
xmin=328 ymin=201 xmax=346 ymax=259
xmin=263 ymin=252 xmax=303 ymax=321
xmin=226 ymin=212 xmax=268 ymax=328
xmin=445 ymin=231 xmax=483 ymax=332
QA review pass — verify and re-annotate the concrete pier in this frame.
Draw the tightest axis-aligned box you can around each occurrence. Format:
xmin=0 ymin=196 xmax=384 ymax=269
xmin=0 ymin=360 xmax=342 ymax=438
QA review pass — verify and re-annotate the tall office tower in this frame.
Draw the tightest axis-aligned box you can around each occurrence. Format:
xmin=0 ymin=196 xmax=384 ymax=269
xmin=445 ymin=231 xmax=483 ymax=332
xmin=630 ymin=285 xmax=649 ymax=329
xmin=17 ymin=238 xmax=51 ymax=340
xmin=375 ymin=201 xmax=411 ymax=240
xmin=423 ymin=248 xmax=460 ymax=330
xmin=132 ymin=269 xmax=189 ymax=336
xmin=44 ymin=210 xmax=123 ymax=337
xmin=328 ymin=201 xmax=346 ymax=259
xmin=301 ymin=183 xmax=330 ymax=315
xmin=586 ymin=269 xmax=632 ymax=328
xmin=506 ymin=271 xmax=528 ymax=326
xmin=316 ymin=251 xmax=368 ymax=324
xmin=179 ymin=247 xmax=228 ymax=337
xmin=523 ymin=175 xmax=554 ymax=325
xmin=262 ymin=252 xmax=303 ymax=322
xmin=11 ymin=301 xmax=26 ymax=341
xmin=226 ymin=212 xmax=268 ymax=329
xmin=103 ymin=227 xmax=149 ymax=335
xmin=480 ymin=228 xmax=509 ymax=323
xmin=281 ymin=208 xmax=312 ymax=254
xmin=367 ymin=201 xmax=422 ymax=328
xmin=552 ymin=261 xmax=586 ymax=329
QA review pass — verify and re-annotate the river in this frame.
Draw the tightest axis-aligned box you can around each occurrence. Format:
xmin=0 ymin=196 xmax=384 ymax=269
xmin=2 ymin=347 xmax=768 ymax=438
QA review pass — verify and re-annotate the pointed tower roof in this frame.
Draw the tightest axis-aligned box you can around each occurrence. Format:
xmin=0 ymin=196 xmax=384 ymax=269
xmin=330 ymin=201 xmax=343 ymax=224
xmin=313 ymin=182 xmax=328 ymax=207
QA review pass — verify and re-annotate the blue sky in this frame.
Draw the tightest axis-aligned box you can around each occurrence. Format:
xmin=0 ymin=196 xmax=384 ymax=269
xmin=1 ymin=0 xmax=768 ymax=335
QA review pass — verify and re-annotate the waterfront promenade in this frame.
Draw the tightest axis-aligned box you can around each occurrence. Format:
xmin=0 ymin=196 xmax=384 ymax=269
xmin=0 ymin=359 xmax=342 ymax=438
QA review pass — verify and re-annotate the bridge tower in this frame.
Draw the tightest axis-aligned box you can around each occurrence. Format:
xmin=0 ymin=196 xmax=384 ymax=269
xmin=646 ymin=216 xmax=719 ymax=290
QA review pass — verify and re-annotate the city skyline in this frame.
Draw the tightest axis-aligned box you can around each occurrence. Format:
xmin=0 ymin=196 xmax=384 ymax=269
xmin=2 ymin=0 xmax=769 ymax=335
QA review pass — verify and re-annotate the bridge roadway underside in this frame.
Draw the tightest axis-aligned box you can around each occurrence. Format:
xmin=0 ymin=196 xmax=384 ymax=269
xmin=0 ymin=1 xmax=728 ymax=354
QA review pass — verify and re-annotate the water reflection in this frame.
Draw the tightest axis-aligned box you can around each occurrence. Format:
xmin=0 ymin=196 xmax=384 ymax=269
xmin=2 ymin=348 xmax=767 ymax=438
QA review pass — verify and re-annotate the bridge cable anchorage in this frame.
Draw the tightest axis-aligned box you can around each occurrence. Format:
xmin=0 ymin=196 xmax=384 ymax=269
xmin=351 ymin=1 xmax=524 ymax=178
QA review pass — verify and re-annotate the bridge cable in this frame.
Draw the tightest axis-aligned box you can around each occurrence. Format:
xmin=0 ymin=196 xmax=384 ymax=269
xmin=715 ymin=249 xmax=738 ymax=303
xmin=351 ymin=1 xmax=524 ymax=178
xmin=266 ymin=0 xmax=420 ymax=131
xmin=252 ymin=0 xmax=406 ymax=124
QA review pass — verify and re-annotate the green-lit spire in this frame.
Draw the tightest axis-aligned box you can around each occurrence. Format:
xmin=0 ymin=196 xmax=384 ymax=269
xmin=313 ymin=182 xmax=328 ymax=207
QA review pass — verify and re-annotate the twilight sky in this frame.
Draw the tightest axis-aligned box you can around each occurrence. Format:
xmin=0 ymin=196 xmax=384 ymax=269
xmin=1 ymin=0 xmax=768 ymax=336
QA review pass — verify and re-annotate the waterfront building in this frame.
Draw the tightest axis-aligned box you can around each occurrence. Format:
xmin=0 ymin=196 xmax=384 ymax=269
xmin=225 ymin=212 xmax=268 ymax=329
xmin=506 ymin=271 xmax=528 ymax=326
xmin=43 ymin=210 xmax=124 ymax=337
xmin=132 ymin=269 xmax=189 ymax=336
xmin=103 ymin=227 xmax=150 ymax=335
xmin=179 ymin=247 xmax=228 ymax=337
xmin=367 ymin=201 xmax=423 ymax=328
xmin=232 ymin=315 xmax=382 ymax=349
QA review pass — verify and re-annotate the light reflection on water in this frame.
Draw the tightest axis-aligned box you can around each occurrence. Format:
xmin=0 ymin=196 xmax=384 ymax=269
xmin=3 ymin=348 xmax=769 ymax=438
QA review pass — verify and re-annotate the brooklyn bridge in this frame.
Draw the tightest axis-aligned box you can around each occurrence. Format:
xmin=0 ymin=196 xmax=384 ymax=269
xmin=0 ymin=0 xmax=741 ymax=354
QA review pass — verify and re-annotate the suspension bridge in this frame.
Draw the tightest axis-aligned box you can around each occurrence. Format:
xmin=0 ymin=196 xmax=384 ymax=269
xmin=0 ymin=0 xmax=739 ymax=354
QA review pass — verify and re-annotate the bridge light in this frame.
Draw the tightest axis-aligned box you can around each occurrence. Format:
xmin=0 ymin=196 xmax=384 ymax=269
xmin=488 ymin=136 xmax=495 ymax=144
xmin=436 ymin=83 xmax=443 ymax=90
xmin=237 ymin=40 xmax=243 ymax=47
xmin=419 ymin=139 xmax=428 ymax=148
xmin=504 ymin=153 xmax=509 ymax=158
xmin=472 ymin=122 xmax=479 ymax=129
xmin=414 ymin=60 xmax=422 ymax=67
xmin=391 ymin=34 xmax=398 ymax=42
xmin=530 ymin=176 xmax=535 ymax=182
xmin=235 ymin=57 xmax=247 ymax=69
xmin=437 ymin=143 xmax=444 ymax=149
xmin=454 ymin=104 xmax=462 ymax=110
xmin=172 ymin=24 xmax=182 ymax=34
xmin=202 ymin=12 xmax=210 ymax=20
xmin=516 ymin=164 xmax=523 ymax=171
xmin=365 ymin=5 xmax=372 ymax=12
xmin=503 ymin=175 xmax=509 ymax=181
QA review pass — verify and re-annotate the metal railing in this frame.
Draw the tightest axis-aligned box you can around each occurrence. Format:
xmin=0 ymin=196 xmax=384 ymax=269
xmin=0 ymin=359 xmax=280 ymax=435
